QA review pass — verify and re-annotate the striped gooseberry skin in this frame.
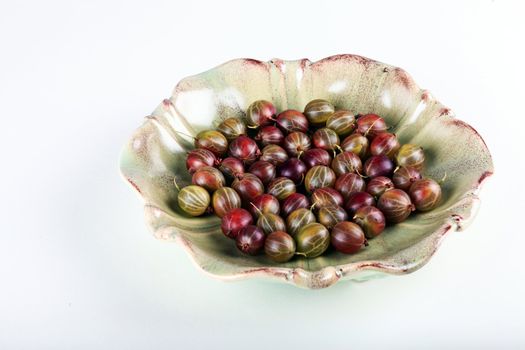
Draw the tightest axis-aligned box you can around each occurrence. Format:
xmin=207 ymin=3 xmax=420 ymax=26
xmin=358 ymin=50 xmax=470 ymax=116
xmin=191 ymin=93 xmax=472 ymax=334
xmin=296 ymin=223 xmax=330 ymax=258
xmin=353 ymin=206 xmax=386 ymax=239
xmin=264 ymin=231 xmax=296 ymax=263
xmin=248 ymin=160 xmax=276 ymax=185
xmin=395 ymin=144 xmax=425 ymax=170
xmin=331 ymin=151 xmax=363 ymax=177
xmin=212 ymin=187 xmax=241 ymax=218
xmin=177 ymin=185 xmax=211 ymax=217
xmin=283 ymin=131 xmax=311 ymax=157
xmin=219 ymin=157 xmax=244 ymax=182
xmin=364 ymin=155 xmax=395 ymax=178
xmin=221 ymin=208 xmax=253 ymax=239
xmin=232 ymin=173 xmax=264 ymax=204
xmin=312 ymin=128 xmax=340 ymax=151
xmin=317 ymin=205 xmax=348 ymax=230
xmin=392 ymin=166 xmax=422 ymax=191
xmin=408 ymin=179 xmax=442 ymax=211
xmin=304 ymin=99 xmax=335 ymax=126
xmin=195 ymin=130 xmax=229 ymax=156
xmin=326 ymin=110 xmax=356 ymax=137
xmin=331 ymin=221 xmax=366 ymax=254
xmin=192 ymin=166 xmax=225 ymax=192
xmin=275 ymin=110 xmax=309 ymax=133
xmin=267 ymin=177 xmax=296 ymax=201
xmin=366 ymin=176 xmax=394 ymax=198
xmin=277 ymin=158 xmax=307 ymax=184
xmin=370 ymin=132 xmax=400 ymax=158
xmin=245 ymin=100 xmax=276 ymax=128
xmin=186 ymin=149 xmax=218 ymax=174
xmin=255 ymin=126 xmax=284 ymax=146
xmin=260 ymin=144 xmax=289 ymax=166
xmin=377 ymin=189 xmax=415 ymax=223
xmin=257 ymin=213 xmax=286 ymax=235
xmin=304 ymin=165 xmax=336 ymax=193
xmin=300 ymin=148 xmax=332 ymax=169
xmin=228 ymin=135 xmax=260 ymax=165
xmin=281 ymin=193 xmax=310 ymax=218
xmin=311 ymin=187 xmax=344 ymax=209
xmin=341 ymin=133 xmax=369 ymax=158
xmin=335 ymin=173 xmax=366 ymax=200
xmin=356 ymin=114 xmax=388 ymax=138
xmin=217 ymin=117 xmax=246 ymax=141
xmin=286 ymin=208 xmax=316 ymax=237
xmin=345 ymin=191 xmax=376 ymax=216
xmin=249 ymin=194 xmax=280 ymax=218
xmin=236 ymin=225 xmax=266 ymax=255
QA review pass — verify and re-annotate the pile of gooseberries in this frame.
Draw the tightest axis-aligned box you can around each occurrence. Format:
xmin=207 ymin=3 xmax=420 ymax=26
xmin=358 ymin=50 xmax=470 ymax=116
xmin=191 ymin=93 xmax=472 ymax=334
xmin=176 ymin=99 xmax=442 ymax=262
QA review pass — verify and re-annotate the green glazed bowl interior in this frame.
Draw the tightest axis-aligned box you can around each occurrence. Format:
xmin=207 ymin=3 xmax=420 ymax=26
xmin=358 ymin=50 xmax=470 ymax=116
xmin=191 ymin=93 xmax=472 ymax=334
xmin=119 ymin=54 xmax=493 ymax=289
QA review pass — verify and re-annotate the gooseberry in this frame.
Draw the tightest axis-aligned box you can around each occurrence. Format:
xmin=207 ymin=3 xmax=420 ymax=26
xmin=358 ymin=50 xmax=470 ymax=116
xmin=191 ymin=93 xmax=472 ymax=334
xmin=345 ymin=191 xmax=376 ymax=216
xmin=364 ymin=155 xmax=394 ymax=178
xmin=353 ymin=206 xmax=385 ymax=239
xmin=313 ymin=128 xmax=340 ymax=151
xmin=283 ymin=131 xmax=311 ymax=157
xmin=331 ymin=151 xmax=363 ymax=177
xmin=326 ymin=110 xmax=356 ymax=137
xmin=286 ymin=208 xmax=316 ymax=237
xmin=248 ymin=160 xmax=276 ymax=185
xmin=246 ymin=100 xmax=276 ymax=128
xmin=304 ymin=99 xmax=335 ymax=127
xmin=186 ymin=149 xmax=218 ymax=174
xmin=219 ymin=157 xmax=244 ymax=182
xmin=221 ymin=208 xmax=253 ymax=239
xmin=392 ymin=166 xmax=422 ymax=191
xmin=276 ymin=110 xmax=309 ymax=133
xmin=370 ymin=132 xmax=400 ymax=158
xmin=295 ymin=223 xmax=330 ymax=258
xmin=232 ymin=173 xmax=264 ymax=203
xmin=317 ymin=205 xmax=348 ymax=229
xmin=366 ymin=176 xmax=394 ymax=198
xmin=195 ymin=130 xmax=228 ymax=156
xmin=331 ymin=221 xmax=366 ymax=254
xmin=260 ymin=144 xmax=289 ymax=166
xmin=228 ymin=135 xmax=260 ymax=165
xmin=212 ymin=187 xmax=241 ymax=218
xmin=217 ymin=117 xmax=246 ymax=141
xmin=249 ymin=194 xmax=280 ymax=218
xmin=377 ymin=189 xmax=415 ymax=223
xmin=281 ymin=193 xmax=310 ymax=218
xmin=267 ymin=177 xmax=296 ymax=200
xmin=264 ymin=231 xmax=296 ymax=263
xmin=278 ymin=158 xmax=307 ymax=184
xmin=408 ymin=178 xmax=442 ymax=211
xmin=192 ymin=166 xmax=225 ymax=192
xmin=304 ymin=165 xmax=336 ymax=193
xmin=236 ymin=225 xmax=266 ymax=255
xmin=311 ymin=187 xmax=344 ymax=209
xmin=356 ymin=114 xmax=387 ymax=138
xmin=335 ymin=173 xmax=366 ymax=200
xmin=257 ymin=213 xmax=286 ymax=235
xmin=341 ymin=133 xmax=369 ymax=158
xmin=301 ymin=148 xmax=332 ymax=168
xmin=177 ymin=185 xmax=210 ymax=217
xmin=255 ymin=126 xmax=284 ymax=146
xmin=395 ymin=144 xmax=425 ymax=170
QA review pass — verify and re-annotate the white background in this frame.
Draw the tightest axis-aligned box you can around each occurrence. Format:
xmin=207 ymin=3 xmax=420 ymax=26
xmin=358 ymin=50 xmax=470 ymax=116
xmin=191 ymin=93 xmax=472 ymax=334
xmin=1 ymin=0 xmax=524 ymax=349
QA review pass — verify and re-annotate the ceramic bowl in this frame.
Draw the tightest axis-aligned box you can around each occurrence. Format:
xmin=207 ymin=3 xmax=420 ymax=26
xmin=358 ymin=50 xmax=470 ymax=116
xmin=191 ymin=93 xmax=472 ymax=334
xmin=119 ymin=54 xmax=493 ymax=289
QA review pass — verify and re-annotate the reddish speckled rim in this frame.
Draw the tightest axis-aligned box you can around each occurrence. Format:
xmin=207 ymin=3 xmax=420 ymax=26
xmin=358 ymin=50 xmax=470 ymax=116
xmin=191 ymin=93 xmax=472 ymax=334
xmin=120 ymin=54 xmax=494 ymax=289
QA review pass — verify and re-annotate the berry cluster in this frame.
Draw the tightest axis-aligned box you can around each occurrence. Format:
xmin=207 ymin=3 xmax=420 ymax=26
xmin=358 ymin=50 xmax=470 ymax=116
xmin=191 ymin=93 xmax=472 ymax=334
xmin=176 ymin=99 xmax=442 ymax=262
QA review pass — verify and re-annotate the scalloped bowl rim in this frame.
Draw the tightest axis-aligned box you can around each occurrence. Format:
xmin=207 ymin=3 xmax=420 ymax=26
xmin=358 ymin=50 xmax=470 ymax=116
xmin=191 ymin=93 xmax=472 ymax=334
xmin=119 ymin=54 xmax=494 ymax=289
